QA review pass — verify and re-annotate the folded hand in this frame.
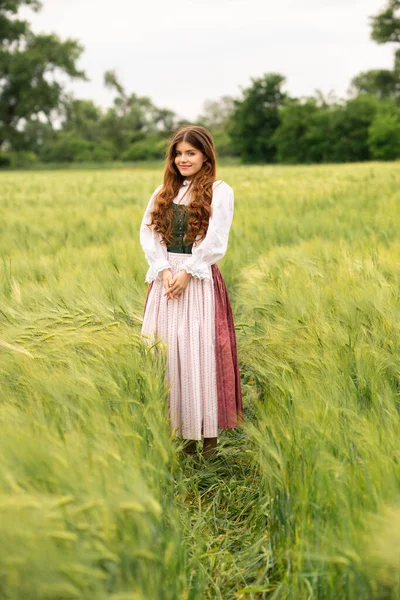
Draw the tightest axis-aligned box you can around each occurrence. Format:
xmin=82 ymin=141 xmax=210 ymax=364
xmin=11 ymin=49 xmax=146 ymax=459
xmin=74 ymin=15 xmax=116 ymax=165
xmin=164 ymin=269 xmax=192 ymax=300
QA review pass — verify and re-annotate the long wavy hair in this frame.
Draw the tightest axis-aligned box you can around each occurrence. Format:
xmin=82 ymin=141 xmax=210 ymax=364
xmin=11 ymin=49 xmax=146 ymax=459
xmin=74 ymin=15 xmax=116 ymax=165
xmin=147 ymin=125 xmax=217 ymax=246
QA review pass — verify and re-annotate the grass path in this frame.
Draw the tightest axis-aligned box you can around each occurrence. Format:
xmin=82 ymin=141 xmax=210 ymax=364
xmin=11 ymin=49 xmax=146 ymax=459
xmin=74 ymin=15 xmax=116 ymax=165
xmin=177 ymin=425 xmax=272 ymax=600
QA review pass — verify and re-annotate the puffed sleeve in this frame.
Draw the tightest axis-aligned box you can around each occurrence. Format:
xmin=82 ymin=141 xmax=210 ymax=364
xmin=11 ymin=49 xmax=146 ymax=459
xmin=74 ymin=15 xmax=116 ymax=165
xmin=140 ymin=184 xmax=171 ymax=283
xmin=179 ymin=181 xmax=234 ymax=280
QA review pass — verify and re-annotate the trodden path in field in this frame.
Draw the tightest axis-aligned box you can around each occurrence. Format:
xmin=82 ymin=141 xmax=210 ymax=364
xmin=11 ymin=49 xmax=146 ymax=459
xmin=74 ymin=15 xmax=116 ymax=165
xmin=174 ymin=390 xmax=273 ymax=600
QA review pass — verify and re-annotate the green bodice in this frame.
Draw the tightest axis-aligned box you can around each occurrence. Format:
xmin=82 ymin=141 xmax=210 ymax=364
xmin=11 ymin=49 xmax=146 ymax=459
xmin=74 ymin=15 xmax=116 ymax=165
xmin=166 ymin=202 xmax=193 ymax=254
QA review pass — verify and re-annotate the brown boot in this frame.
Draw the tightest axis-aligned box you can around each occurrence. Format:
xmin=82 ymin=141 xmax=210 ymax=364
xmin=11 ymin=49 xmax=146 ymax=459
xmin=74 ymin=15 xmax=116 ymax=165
xmin=202 ymin=437 xmax=218 ymax=460
xmin=182 ymin=439 xmax=197 ymax=455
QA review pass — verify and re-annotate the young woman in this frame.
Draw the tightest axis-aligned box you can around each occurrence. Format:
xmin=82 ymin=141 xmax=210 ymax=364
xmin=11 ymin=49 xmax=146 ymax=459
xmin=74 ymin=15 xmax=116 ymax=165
xmin=140 ymin=125 xmax=243 ymax=459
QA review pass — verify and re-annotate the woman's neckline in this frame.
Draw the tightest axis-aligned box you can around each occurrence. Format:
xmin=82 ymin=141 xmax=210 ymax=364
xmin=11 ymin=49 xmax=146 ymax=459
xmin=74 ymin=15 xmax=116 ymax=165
xmin=174 ymin=178 xmax=222 ymax=203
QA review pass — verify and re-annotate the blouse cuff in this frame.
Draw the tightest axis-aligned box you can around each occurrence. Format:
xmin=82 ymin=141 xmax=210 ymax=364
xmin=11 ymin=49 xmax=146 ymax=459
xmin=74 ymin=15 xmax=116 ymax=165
xmin=145 ymin=258 xmax=171 ymax=283
xmin=180 ymin=255 xmax=211 ymax=280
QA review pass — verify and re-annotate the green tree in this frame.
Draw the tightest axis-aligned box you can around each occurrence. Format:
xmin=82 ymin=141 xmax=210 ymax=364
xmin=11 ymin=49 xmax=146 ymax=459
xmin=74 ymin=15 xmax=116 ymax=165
xmin=368 ymin=100 xmax=400 ymax=159
xmin=272 ymin=98 xmax=320 ymax=164
xmin=40 ymin=131 xmax=93 ymax=163
xmin=303 ymin=107 xmax=337 ymax=163
xmin=196 ymin=96 xmax=237 ymax=157
xmin=349 ymin=2 xmax=400 ymax=105
xmin=365 ymin=0 xmax=400 ymax=156
xmin=350 ymin=69 xmax=398 ymax=100
xmin=62 ymin=97 xmax=104 ymax=144
xmin=10 ymin=115 xmax=55 ymax=153
xmin=102 ymin=70 xmax=177 ymax=157
xmin=121 ymin=136 xmax=167 ymax=161
xmin=40 ymin=132 xmax=115 ymax=163
xmin=275 ymin=95 xmax=380 ymax=164
xmin=330 ymin=95 xmax=380 ymax=162
xmin=370 ymin=0 xmax=400 ymax=44
xmin=197 ymin=96 xmax=235 ymax=129
xmin=0 ymin=0 xmax=86 ymax=150
xmin=228 ymin=73 xmax=288 ymax=163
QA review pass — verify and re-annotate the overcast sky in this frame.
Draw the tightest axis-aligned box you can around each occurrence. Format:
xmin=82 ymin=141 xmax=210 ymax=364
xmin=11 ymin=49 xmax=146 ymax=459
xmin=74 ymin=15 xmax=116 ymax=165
xmin=21 ymin=0 xmax=394 ymax=120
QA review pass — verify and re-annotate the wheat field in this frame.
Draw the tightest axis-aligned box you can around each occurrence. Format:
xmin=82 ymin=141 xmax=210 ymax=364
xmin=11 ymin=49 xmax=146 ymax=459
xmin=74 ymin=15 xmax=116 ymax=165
xmin=0 ymin=162 xmax=400 ymax=599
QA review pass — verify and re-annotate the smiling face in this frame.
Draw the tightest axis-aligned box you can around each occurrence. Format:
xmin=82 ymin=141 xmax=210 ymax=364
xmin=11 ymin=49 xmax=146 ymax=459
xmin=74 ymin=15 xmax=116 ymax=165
xmin=174 ymin=140 xmax=207 ymax=180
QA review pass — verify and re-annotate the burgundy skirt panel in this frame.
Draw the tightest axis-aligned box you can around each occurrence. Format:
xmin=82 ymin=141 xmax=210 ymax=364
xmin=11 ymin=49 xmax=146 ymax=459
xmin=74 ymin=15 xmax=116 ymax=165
xmin=142 ymin=267 xmax=243 ymax=430
xmin=211 ymin=264 xmax=244 ymax=428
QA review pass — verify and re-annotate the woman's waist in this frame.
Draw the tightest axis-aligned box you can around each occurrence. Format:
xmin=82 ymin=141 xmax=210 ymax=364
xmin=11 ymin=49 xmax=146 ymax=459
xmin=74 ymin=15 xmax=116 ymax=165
xmin=166 ymin=251 xmax=195 ymax=265
xmin=167 ymin=251 xmax=192 ymax=257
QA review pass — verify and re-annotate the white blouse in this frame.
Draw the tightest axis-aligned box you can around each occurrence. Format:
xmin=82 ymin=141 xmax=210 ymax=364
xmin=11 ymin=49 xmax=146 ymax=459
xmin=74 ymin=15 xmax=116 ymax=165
xmin=140 ymin=179 xmax=234 ymax=282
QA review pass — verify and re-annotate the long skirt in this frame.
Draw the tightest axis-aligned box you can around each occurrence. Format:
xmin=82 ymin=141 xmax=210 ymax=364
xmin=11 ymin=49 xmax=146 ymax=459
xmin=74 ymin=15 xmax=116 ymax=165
xmin=141 ymin=251 xmax=243 ymax=440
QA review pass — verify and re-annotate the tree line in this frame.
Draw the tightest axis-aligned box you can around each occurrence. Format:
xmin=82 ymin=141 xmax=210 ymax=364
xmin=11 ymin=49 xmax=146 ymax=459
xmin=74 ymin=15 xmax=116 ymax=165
xmin=1 ymin=0 xmax=400 ymax=167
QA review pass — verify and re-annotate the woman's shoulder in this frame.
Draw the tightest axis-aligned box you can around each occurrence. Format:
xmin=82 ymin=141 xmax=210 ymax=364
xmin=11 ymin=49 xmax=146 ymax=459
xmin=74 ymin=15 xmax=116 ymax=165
xmin=213 ymin=179 xmax=233 ymax=194
xmin=152 ymin=183 xmax=163 ymax=195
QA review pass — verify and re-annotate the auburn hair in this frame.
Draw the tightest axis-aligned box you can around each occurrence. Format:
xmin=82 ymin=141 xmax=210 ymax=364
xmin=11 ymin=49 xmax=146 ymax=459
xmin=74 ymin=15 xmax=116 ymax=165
xmin=147 ymin=125 xmax=217 ymax=247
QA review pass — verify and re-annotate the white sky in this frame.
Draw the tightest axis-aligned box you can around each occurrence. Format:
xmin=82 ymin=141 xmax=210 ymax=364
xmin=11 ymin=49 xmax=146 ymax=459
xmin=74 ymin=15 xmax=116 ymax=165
xmin=21 ymin=0 xmax=395 ymax=120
